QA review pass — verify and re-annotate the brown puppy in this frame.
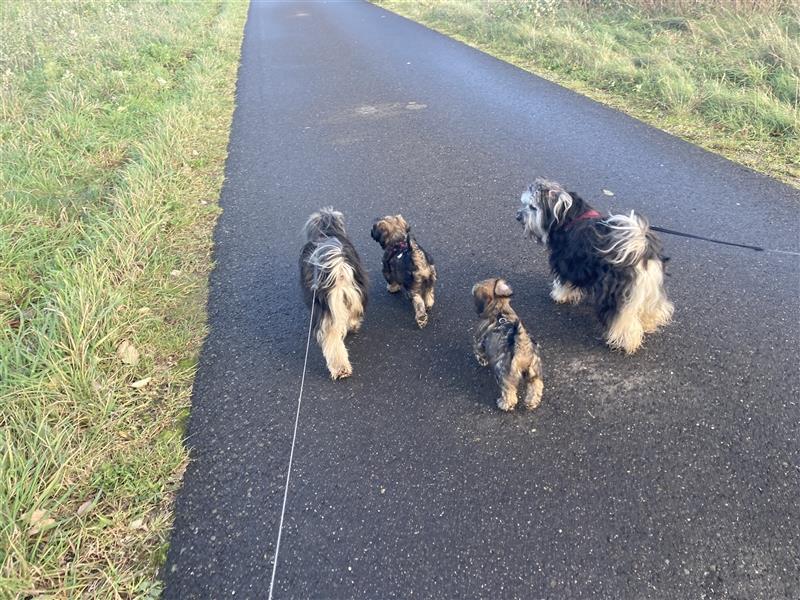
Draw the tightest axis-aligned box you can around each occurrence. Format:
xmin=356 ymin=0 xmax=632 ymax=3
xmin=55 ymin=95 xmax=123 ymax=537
xmin=472 ymin=278 xmax=543 ymax=411
xmin=371 ymin=214 xmax=436 ymax=328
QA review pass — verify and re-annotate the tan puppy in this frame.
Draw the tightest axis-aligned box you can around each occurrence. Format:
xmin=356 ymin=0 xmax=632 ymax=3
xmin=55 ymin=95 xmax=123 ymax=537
xmin=371 ymin=214 xmax=436 ymax=328
xmin=472 ymin=278 xmax=543 ymax=411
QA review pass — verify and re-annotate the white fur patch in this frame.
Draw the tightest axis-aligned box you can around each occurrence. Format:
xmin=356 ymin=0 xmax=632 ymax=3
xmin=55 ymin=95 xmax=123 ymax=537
xmin=602 ymin=211 xmax=649 ymax=266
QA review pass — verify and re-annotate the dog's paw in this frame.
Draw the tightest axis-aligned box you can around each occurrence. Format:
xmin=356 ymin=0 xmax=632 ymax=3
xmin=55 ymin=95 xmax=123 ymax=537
xmin=475 ymin=354 xmax=489 ymax=367
xmin=415 ymin=313 xmax=428 ymax=328
xmin=497 ymin=397 xmax=516 ymax=412
xmin=387 ymin=283 xmax=402 ymax=293
xmin=524 ymin=396 xmax=542 ymax=410
xmin=330 ymin=364 xmax=353 ymax=380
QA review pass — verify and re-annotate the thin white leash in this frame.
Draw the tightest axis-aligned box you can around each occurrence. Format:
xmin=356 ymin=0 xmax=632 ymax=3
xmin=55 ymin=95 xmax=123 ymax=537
xmin=268 ymin=285 xmax=316 ymax=600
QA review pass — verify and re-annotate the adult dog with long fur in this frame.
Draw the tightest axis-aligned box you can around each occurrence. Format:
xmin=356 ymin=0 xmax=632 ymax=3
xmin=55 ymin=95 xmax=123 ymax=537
xmin=516 ymin=178 xmax=673 ymax=354
xmin=371 ymin=214 xmax=436 ymax=328
xmin=472 ymin=278 xmax=544 ymax=411
xmin=300 ymin=208 xmax=368 ymax=379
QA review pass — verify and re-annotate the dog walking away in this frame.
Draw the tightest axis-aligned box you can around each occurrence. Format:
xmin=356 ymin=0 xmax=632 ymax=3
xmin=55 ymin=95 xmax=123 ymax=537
xmin=472 ymin=278 xmax=544 ymax=411
xmin=371 ymin=214 xmax=437 ymax=328
xmin=300 ymin=208 xmax=368 ymax=379
xmin=516 ymin=177 xmax=674 ymax=354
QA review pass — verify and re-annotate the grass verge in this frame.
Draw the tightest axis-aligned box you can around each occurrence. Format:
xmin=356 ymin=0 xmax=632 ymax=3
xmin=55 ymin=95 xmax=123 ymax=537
xmin=374 ymin=0 xmax=800 ymax=187
xmin=0 ymin=0 xmax=248 ymax=596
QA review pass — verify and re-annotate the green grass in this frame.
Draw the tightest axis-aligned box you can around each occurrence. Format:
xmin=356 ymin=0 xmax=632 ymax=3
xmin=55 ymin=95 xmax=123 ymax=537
xmin=374 ymin=0 xmax=800 ymax=186
xmin=0 ymin=0 xmax=247 ymax=596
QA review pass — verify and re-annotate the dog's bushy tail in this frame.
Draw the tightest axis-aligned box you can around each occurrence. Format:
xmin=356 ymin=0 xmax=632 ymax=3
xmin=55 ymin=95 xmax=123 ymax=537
xmin=307 ymin=238 xmax=364 ymax=332
xmin=600 ymin=211 xmax=658 ymax=268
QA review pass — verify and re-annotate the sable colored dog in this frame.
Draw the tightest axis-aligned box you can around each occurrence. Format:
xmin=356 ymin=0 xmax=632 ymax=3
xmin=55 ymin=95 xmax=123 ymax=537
xmin=472 ymin=278 xmax=544 ymax=411
xmin=516 ymin=177 xmax=673 ymax=354
xmin=300 ymin=208 xmax=368 ymax=379
xmin=371 ymin=214 xmax=436 ymax=328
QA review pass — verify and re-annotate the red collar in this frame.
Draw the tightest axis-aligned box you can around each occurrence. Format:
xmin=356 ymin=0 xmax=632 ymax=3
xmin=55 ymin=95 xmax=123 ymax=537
xmin=387 ymin=240 xmax=409 ymax=258
xmin=565 ymin=209 xmax=602 ymax=230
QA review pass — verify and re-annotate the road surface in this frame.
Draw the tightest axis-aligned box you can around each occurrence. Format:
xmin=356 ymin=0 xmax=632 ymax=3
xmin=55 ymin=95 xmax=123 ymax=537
xmin=165 ymin=2 xmax=800 ymax=598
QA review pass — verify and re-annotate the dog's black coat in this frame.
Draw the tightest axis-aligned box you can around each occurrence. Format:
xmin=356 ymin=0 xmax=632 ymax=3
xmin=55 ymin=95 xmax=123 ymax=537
xmin=543 ymin=191 xmax=666 ymax=327
xmin=377 ymin=233 xmax=435 ymax=296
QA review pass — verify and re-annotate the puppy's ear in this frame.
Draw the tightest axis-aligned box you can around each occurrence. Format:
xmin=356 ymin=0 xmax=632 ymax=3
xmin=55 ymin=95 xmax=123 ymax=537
xmin=551 ymin=191 xmax=573 ymax=223
xmin=396 ymin=214 xmax=410 ymax=233
xmin=370 ymin=221 xmax=383 ymax=243
xmin=494 ymin=279 xmax=513 ymax=298
xmin=473 ymin=287 xmax=489 ymax=315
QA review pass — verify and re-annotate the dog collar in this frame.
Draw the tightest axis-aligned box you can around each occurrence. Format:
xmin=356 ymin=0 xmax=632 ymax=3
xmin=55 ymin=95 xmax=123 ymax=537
xmin=388 ymin=240 xmax=409 ymax=259
xmin=565 ymin=209 xmax=602 ymax=230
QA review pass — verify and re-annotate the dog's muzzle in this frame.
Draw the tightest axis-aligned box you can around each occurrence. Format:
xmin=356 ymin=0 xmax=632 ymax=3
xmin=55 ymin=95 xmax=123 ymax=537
xmin=516 ymin=209 xmax=525 ymax=223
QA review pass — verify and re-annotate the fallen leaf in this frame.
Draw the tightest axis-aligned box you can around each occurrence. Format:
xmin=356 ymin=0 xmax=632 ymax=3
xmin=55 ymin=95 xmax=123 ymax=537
xmin=77 ymin=499 xmax=94 ymax=517
xmin=129 ymin=518 xmax=147 ymax=531
xmin=603 ymin=189 xmax=614 ymax=196
xmin=28 ymin=511 xmax=56 ymax=536
xmin=29 ymin=509 xmax=48 ymax=526
xmin=116 ymin=340 xmax=139 ymax=365
xmin=170 ymin=270 xmax=181 ymax=277
xmin=130 ymin=377 xmax=151 ymax=389
xmin=138 ymin=307 xmax=151 ymax=314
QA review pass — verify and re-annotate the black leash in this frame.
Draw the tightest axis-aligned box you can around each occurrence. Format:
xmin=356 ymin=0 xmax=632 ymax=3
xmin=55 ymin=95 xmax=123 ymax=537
xmin=650 ymin=225 xmax=800 ymax=257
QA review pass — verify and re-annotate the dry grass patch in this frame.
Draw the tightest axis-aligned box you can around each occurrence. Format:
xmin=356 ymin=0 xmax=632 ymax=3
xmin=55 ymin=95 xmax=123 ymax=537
xmin=0 ymin=1 xmax=248 ymax=596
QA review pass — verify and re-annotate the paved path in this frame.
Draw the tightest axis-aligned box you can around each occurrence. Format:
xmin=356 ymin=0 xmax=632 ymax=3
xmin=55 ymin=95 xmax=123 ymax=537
xmin=164 ymin=2 xmax=800 ymax=598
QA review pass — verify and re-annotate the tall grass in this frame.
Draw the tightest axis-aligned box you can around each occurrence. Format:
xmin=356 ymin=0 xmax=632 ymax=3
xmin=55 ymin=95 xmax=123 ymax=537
xmin=376 ymin=0 xmax=800 ymax=185
xmin=0 ymin=1 xmax=247 ymax=596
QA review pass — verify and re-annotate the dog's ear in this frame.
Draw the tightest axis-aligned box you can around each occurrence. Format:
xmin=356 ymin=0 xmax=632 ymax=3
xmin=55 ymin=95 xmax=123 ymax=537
xmin=494 ymin=279 xmax=513 ymax=298
xmin=395 ymin=214 xmax=410 ymax=233
xmin=370 ymin=221 xmax=383 ymax=243
xmin=472 ymin=285 xmax=489 ymax=315
xmin=550 ymin=190 xmax=573 ymax=223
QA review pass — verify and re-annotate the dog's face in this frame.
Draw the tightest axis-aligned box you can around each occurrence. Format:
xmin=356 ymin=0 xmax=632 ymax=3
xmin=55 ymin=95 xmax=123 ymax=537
xmin=371 ymin=214 xmax=409 ymax=247
xmin=472 ymin=278 xmax=513 ymax=317
xmin=516 ymin=178 xmax=573 ymax=244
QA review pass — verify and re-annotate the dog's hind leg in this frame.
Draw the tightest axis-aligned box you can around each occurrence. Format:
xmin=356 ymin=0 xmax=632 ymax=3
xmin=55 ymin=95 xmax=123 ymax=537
xmin=523 ymin=363 xmax=544 ymax=410
xmin=497 ymin=369 xmax=522 ymax=412
xmin=637 ymin=260 xmax=674 ymax=333
xmin=605 ymin=282 xmax=645 ymax=354
xmin=411 ymin=293 xmax=428 ymax=328
xmin=423 ymin=285 xmax=435 ymax=310
xmin=317 ymin=316 xmax=352 ymax=379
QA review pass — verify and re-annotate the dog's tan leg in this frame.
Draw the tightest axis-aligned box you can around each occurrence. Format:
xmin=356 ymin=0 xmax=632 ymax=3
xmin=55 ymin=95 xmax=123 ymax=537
xmin=411 ymin=293 xmax=428 ymax=328
xmin=550 ymin=277 xmax=584 ymax=304
xmin=348 ymin=315 xmax=363 ymax=333
xmin=317 ymin=316 xmax=352 ymax=379
xmin=497 ymin=370 xmax=521 ymax=411
xmin=638 ymin=261 xmax=674 ymax=333
xmin=524 ymin=373 xmax=544 ymax=410
xmin=387 ymin=282 xmax=402 ymax=293
xmin=423 ymin=286 xmax=435 ymax=309
xmin=606 ymin=304 xmax=644 ymax=354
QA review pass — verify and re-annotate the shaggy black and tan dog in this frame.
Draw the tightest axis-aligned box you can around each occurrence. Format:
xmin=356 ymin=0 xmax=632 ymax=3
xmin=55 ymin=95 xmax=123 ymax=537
xmin=371 ymin=214 xmax=436 ymax=328
xmin=516 ymin=177 xmax=673 ymax=354
xmin=300 ymin=207 xmax=368 ymax=379
xmin=472 ymin=278 xmax=544 ymax=411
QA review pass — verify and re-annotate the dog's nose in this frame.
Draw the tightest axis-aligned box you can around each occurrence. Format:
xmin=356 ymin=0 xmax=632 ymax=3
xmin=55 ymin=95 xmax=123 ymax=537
xmin=516 ymin=210 xmax=524 ymax=222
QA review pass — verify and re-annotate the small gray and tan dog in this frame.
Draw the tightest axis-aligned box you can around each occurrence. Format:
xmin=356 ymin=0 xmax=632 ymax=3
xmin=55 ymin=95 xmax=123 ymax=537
xmin=472 ymin=278 xmax=544 ymax=411
xmin=371 ymin=214 xmax=436 ymax=328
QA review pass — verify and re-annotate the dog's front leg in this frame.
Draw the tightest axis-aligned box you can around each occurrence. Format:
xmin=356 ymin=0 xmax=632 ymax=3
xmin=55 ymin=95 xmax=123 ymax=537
xmin=411 ymin=293 xmax=428 ymax=328
xmin=473 ymin=335 xmax=489 ymax=367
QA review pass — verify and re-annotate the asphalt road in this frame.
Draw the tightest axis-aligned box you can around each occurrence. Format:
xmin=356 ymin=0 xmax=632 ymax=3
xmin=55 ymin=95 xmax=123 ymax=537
xmin=164 ymin=2 xmax=800 ymax=598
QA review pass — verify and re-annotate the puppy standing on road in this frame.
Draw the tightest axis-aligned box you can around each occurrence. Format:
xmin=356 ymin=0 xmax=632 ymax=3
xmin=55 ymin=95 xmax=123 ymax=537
xmin=371 ymin=214 xmax=437 ymax=328
xmin=516 ymin=177 xmax=673 ymax=354
xmin=472 ymin=278 xmax=544 ymax=411
xmin=300 ymin=207 xmax=368 ymax=379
